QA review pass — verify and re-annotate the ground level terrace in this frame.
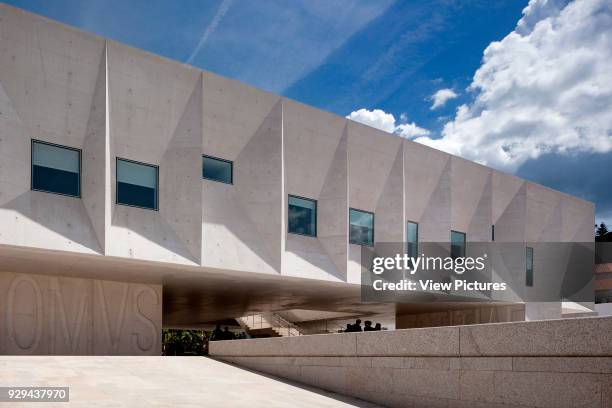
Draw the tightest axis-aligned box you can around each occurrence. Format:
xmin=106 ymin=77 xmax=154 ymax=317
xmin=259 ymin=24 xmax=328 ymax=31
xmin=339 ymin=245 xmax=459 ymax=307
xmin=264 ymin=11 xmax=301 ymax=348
xmin=0 ymin=317 xmax=609 ymax=407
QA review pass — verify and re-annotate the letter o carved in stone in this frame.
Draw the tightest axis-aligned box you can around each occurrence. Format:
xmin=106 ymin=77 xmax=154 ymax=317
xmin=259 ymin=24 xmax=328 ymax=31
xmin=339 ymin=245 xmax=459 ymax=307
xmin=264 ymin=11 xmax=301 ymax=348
xmin=7 ymin=275 xmax=43 ymax=352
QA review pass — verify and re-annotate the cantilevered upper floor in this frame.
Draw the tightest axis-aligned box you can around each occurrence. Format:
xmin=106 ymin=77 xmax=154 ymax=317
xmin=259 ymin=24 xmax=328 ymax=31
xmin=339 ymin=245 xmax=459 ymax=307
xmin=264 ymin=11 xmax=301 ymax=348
xmin=0 ymin=4 xmax=595 ymax=285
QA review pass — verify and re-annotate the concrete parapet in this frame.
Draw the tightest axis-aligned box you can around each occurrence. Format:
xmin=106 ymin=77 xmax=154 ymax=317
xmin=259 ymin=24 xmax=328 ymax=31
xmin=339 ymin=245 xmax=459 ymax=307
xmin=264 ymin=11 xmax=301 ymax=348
xmin=211 ymin=317 xmax=612 ymax=407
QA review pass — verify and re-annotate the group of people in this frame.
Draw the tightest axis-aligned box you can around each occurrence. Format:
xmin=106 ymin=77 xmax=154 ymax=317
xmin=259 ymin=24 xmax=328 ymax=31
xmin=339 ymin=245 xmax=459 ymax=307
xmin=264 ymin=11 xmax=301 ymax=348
xmin=344 ymin=319 xmax=382 ymax=332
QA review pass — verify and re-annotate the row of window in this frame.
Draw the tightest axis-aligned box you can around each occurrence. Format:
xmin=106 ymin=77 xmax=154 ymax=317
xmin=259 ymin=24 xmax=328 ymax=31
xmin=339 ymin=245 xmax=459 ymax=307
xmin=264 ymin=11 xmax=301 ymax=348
xmin=30 ymin=140 xmax=535 ymax=285
xmin=31 ymin=140 xmax=234 ymax=210
xmin=289 ymin=196 xmax=535 ymax=286
xmin=288 ymin=196 xmax=376 ymax=246
xmin=288 ymin=195 xmax=469 ymax=251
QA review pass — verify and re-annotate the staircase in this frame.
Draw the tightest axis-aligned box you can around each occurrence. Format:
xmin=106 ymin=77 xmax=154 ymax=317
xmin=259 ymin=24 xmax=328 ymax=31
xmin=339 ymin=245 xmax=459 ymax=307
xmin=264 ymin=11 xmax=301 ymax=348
xmin=237 ymin=313 xmax=302 ymax=337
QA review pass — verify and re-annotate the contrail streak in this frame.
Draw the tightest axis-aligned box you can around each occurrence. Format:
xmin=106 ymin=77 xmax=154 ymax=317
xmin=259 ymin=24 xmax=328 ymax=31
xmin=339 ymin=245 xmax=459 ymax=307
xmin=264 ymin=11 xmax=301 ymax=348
xmin=186 ymin=0 xmax=233 ymax=64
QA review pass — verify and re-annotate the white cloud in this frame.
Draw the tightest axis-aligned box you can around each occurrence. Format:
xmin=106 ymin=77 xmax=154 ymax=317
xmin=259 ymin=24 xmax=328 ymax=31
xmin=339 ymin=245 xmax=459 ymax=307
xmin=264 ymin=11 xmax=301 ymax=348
xmin=396 ymin=122 xmax=431 ymax=138
xmin=346 ymin=108 xmax=396 ymax=133
xmin=416 ymin=0 xmax=612 ymax=172
xmin=346 ymin=108 xmax=430 ymax=138
xmin=430 ymin=88 xmax=458 ymax=110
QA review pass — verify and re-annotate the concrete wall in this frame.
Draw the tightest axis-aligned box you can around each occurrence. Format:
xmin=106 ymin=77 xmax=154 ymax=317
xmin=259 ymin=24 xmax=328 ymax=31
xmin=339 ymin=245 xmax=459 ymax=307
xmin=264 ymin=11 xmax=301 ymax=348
xmin=0 ymin=271 xmax=162 ymax=355
xmin=211 ymin=316 xmax=612 ymax=408
xmin=396 ymin=304 xmax=525 ymax=328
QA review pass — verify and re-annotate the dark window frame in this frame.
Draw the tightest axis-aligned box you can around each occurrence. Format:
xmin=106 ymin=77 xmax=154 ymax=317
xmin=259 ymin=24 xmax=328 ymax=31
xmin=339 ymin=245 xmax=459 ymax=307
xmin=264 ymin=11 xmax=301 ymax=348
xmin=31 ymin=139 xmax=82 ymax=198
xmin=451 ymin=230 xmax=466 ymax=259
xmin=492 ymin=225 xmax=495 ymax=241
xmin=202 ymin=154 xmax=233 ymax=185
xmin=526 ymin=246 xmax=534 ymax=287
xmin=287 ymin=194 xmax=317 ymax=238
xmin=349 ymin=207 xmax=375 ymax=247
xmin=115 ymin=157 xmax=159 ymax=211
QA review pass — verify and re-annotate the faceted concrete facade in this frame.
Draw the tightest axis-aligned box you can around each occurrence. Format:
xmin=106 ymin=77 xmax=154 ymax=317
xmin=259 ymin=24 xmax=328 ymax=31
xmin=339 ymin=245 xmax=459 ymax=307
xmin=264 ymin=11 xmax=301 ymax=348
xmin=0 ymin=5 xmax=596 ymax=353
xmin=211 ymin=316 xmax=612 ymax=408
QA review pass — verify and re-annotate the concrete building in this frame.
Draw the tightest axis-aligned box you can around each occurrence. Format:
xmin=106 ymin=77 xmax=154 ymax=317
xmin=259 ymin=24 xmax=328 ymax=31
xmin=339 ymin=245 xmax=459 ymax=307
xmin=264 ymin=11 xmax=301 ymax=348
xmin=0 ymin=4 xmax=595 ymax=355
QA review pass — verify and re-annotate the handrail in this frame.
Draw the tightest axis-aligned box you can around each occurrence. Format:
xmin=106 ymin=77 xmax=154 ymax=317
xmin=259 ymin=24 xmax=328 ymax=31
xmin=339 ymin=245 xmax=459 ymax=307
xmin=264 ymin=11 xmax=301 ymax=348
xmin=264 ymin=313 xmax=301 ymax=336
xmin=239 ymin=314 xmax=348 ymax=336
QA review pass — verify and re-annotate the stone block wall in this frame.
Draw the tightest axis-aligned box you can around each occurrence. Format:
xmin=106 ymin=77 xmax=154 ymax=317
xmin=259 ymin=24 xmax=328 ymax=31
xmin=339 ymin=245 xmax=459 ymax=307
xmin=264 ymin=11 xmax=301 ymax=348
xmin=211 ymin=317 xmax=612 ymax=407
xmin=0 ymin=272 xmax=162 ymax=355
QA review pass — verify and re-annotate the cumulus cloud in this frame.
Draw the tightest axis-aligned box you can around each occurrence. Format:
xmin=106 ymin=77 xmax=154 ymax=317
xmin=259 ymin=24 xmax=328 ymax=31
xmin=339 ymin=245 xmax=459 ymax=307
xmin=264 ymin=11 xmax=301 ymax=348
xmin=346 ymin=108 xmax=430 ymax=138
xmin=396 ymin=122 xmax=431 ymax=138
xmin=415 ymin=0 xmax=612 ymax=172
xmin=346 ymin=108 xmax=396 ymax=133
xmin=430 ymin=88 xmax=458 ymax=110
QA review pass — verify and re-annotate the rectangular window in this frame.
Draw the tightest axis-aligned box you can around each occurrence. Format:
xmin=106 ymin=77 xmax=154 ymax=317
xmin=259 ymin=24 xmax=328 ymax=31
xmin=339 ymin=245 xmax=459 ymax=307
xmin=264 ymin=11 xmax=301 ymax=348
xmin=31 ymin=140 xmax=80 ymax=197
xmin=451 ymin=230 xmax=466 ymax=259
xmin=202 ymin=155 xmax=232 ymax=184
xmin=349 ymin=208 xmax=374 ymax=246
xmin=407 ymin=221 xmax=418 ymax=258
xmin=288 ymin=195 xmax=316 ymax=237
xmin=116 ymin=158 xmax=158 ymax=210
xmin=526 ymin=246 xmax=534 ymax=287
xmin=492 ymin=225 xmax=495 ymax=241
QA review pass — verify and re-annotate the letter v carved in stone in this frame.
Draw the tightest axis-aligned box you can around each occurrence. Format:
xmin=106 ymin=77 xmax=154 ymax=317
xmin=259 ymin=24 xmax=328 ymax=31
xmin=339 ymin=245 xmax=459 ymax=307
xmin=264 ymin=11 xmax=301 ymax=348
xmin=96 ymin=281 xmax=129 ymax=354
xmin=49 ymin=278 xmax=90 ymax=354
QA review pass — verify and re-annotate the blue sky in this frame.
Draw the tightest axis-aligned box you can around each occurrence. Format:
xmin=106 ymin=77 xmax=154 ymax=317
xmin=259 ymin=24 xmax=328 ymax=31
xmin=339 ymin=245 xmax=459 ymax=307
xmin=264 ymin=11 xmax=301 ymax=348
xmin=6 ymin=0 xmax=612 ymax=227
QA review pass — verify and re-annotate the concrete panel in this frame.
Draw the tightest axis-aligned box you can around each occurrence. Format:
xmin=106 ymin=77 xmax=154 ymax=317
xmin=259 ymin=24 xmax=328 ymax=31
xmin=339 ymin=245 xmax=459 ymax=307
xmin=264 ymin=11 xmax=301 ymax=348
xmin=159 ymin=75 xmax=203 ymax=264
xmin=107 ymin=41 xmax=202 ymax=265
xmin=392 ymin=368 xmax=461 ymax=399
xmin=284 ymin=234 xmax=343 ymax=280
xmin=397 ymin=305 xmax=525 ymax=329
xmin=303 ymin=365 xmax=349 ymax=394
xmin=493 ymin=371 xmax=601 ymax=408
xmin=317 ymin=127 xmax=349 ymax=278
xmin=212 ymin=333 xmax=358 ymax=357
xmin=201 ymin=181 xmax=280 ymax=274
xmin=356 ymin=326 xmax=459 ymax=356
xmin=283 ymin=99 xmax=348 ymax=281
xmin=512 ymin=356 xmax=612 ymax=373
xmin=201 ymin=73 xmax=283 ymax=273
xmin=0 ymin=6 xmax=104 ymax=145
xmin=492 ymin=171 xmax=526 ymax=242
xmin=450 ymin=157 xmax=492 ymax=242
xmin=81 ymin=45 xmax=109 ymax=253
xmin=404 ymin=140 xmax=451 ymax=242
xmin=348 ymin=120 xmax=401 ymax=213
xmin=562 ymin=194 xmax=595 ymax=242
xmin=202 ymin=72 xmax=280 ymax=160
xmin=0 ymin=271 xmax=161 ymax=355
xmin=526 ymin=182 xmax=563 ymax=242
xmin=375 ymin=144 xmax=404 ymax=244
xmin=347 ymin=121 xmax=403 ymax=282
xmin=459 ymin=317 xmax=612 ymax=356
xmin=346 ymin=366 xmax=394 ymax=404
xmin=603 ymin=374 xmax=612 ymax=408
xmin=0 ymin=5 xmax=105 ymax=254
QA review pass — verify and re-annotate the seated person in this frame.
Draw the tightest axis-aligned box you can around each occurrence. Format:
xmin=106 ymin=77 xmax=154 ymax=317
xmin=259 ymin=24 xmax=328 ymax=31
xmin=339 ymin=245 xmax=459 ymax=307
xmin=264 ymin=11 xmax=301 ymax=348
xmin=363 ymin=321 xmax=375 ymax=331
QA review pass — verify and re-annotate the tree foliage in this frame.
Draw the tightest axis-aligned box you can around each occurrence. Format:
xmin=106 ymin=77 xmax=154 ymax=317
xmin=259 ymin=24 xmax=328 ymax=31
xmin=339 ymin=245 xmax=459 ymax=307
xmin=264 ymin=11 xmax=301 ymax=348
xmin=162 ymin=329 xmax=211 ymax=356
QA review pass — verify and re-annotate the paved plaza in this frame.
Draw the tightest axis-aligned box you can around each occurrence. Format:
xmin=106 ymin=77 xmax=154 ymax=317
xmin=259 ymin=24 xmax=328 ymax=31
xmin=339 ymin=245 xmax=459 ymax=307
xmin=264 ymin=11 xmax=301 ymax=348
xmin=0 ymin=356 xmax=379 ymax=407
